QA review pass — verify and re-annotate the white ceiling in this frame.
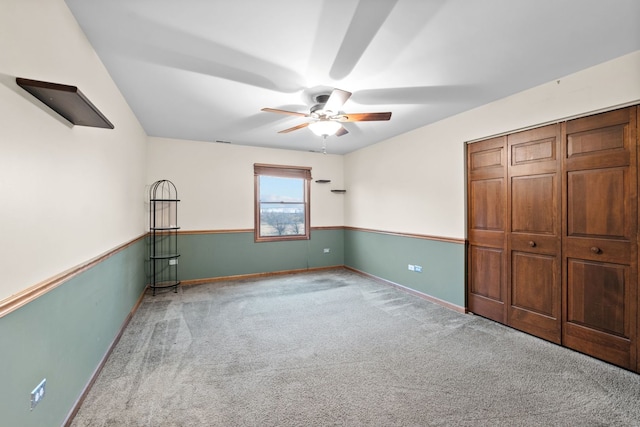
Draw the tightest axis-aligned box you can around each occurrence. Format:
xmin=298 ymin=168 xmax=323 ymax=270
xmin=64 ymin=0 xmax=640 ymax=154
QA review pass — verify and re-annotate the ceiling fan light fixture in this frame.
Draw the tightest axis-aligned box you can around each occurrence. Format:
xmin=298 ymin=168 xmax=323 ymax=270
xmin=308 ymin=120 xmax=341 ymax=136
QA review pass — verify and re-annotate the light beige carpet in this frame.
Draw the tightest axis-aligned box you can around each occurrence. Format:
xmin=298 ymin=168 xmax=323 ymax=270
xmin=71 ymin=269 xmax=640 ymax=426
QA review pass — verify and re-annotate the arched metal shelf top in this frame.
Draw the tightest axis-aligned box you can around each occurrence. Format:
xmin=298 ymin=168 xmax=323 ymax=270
xmin=149 ymin=179 xmax=179 ymax=201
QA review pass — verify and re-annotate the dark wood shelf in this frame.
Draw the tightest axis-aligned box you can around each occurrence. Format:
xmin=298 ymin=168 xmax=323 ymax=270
xmin=16 ymin=77 xmax=114 ymax=129
xmin=331 ymin=189 xmax=346 ymax=193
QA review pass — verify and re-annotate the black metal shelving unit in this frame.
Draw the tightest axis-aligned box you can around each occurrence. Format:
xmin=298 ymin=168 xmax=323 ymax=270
xmin=149 ymin=180 xmax=180 ymax=295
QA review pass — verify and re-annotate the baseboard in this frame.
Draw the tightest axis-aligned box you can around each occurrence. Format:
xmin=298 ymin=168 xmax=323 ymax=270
xmin=181 ymin=265 xmax=466 ymax=313
xmin=345 ymin=266 xmax=467 ymax=314
xmin=179 ymin=265 xmax=345 ymax=286
xmin=62 ymin=287 xmax=147 ymax=427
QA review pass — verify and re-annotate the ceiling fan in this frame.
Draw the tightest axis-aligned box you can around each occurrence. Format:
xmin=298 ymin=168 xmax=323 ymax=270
xmin=261 ymin=88 xmax=392 ymax=137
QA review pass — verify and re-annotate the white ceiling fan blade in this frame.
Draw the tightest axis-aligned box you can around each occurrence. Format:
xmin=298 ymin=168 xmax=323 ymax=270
xmin=324 ymin=89 xmax=352 ymax=113
xmin=329 ymin=0 xmax=399 ymax=80
xmin=351 ymin=86 xmax=483 ymax=105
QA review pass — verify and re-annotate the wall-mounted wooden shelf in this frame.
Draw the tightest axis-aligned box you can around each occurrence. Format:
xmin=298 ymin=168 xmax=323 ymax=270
xmin=315 ymin=179 xmax=331 ymax=183
xmin=331 ymin=189 xmax=346 ymax=193
xmin=16 ymin=77 xmax=114 ymax=129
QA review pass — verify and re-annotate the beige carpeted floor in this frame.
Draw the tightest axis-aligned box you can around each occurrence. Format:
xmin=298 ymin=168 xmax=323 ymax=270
xmin=71 ymin=269 xmax=640 ymax=426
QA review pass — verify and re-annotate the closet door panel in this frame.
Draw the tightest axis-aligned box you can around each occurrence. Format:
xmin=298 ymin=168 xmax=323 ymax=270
xmin=507 ymin=125 xmax=562 ymax=343
xmin=467 ymin=137 xmax=507 ymax=323
xmin=470 ymin=178 xmax=505 ymax=233
xmin=565 ymin=259 xmax=630 ymax=366
xmin=563 ymin=106 xmax=637 ymax=370
xmin=567 ymin=259 xmax=627 ymax=337
xmin=511 ymin=175 xmax=556 ymax=233
xmin=511 ymin=252 xmax=556 ymax=316
xmin=567 ymin=168 xmax=628 ymax=239
xmin=468 ymin=245 xmax=505 ymax=318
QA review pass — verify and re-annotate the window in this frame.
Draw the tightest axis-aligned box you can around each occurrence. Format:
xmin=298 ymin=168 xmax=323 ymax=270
xmin=254 ymin=163 xmax=311 ymax=242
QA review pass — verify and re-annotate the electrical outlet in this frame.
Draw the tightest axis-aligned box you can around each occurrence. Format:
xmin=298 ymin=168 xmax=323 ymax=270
xmin=30 ymin=378 xmax=46 ymax=410
xmin=408 ymin=264 xmax=415 ymax=271
xmin=414 ymin=265 xmax=423 ymax=273
xmin=323 ymin=248 xmax=330 ymax=253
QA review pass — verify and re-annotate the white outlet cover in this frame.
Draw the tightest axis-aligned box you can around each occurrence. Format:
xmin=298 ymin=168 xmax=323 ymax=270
xmin=30 ymin=378 xmax=46 ymax=410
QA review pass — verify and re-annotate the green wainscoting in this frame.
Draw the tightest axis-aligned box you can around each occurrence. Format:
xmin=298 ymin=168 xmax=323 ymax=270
xmin=0 ymin=239 xmax=146 ymax=427
xmin=344 ymin=229 xmax=466 ymax=308
xmin=0 ymin=227 xmax=463 ymax=426
xmin=177 ymin=228 xmax=345 ymax=281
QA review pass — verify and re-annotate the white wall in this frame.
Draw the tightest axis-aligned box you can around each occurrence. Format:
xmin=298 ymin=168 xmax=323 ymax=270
xmin=3 ymin=0 xmax=637 ymax=302
xmin=147 ymin=138 xmax=344 ymax=230
xmin=0 ymin=0 xmax=148 ymax=301
xmin=344 ymin=50 xmax=640 ymax=240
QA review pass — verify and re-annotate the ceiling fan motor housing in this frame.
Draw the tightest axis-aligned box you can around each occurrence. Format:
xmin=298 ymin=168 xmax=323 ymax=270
xmin=311 ymin=94 xmax=332 ymax=118
xmin=314 ymin=94 xmax=330 ymax=104
xmin=262 ymin=87 xmax=391 ymax=135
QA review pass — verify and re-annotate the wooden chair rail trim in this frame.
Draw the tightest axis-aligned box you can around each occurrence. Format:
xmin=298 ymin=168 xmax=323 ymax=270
xmin=178 ymin=228 xmax=253 ymax=235
xmin=178 ymin=227 xmax=464 ymax=244
xmin=0 ymin=234 xmax=147 ymax=318
xmin=178 ymin=226 xmax=344 ymax=235
xmin=344 ymin=226 xmax=465 ymax=244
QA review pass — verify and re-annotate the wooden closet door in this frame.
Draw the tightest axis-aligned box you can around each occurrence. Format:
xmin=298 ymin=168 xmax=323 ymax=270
xmin=507 ymin=124 xmax=562 ymax=343
xmin=563 ymin=107 xmax=638 ymax=369
xmin=467 ymin=137 xmax=507 ymax=323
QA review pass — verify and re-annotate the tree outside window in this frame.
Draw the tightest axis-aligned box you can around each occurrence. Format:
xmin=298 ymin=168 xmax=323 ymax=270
xmin=254 ymin=164 xmax=311 ymax=242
